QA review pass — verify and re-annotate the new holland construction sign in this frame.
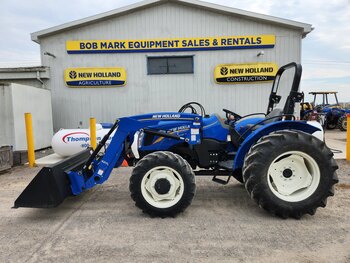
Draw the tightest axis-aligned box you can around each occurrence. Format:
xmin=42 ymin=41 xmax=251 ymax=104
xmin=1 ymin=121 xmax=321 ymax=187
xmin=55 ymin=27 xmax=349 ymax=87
xmin=214 ymin=63 xmax=278 ymax=84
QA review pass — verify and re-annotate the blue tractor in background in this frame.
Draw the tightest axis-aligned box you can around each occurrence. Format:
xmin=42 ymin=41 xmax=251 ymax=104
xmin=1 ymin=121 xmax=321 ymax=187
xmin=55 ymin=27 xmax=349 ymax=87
xmin=14 ymin=63 xmax=338 ymax=219
xmin=301 ymin=91 xmax=349 ymax=131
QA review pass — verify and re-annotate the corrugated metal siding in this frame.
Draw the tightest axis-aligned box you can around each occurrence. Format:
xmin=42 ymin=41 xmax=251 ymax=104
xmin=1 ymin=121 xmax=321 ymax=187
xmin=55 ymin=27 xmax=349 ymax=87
xmin=40 ymin=2 xmax=302 ymax=130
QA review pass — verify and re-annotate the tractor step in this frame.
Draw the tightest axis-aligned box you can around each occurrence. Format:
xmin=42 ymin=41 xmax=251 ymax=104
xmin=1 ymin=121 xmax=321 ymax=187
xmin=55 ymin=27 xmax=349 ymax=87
xmin=194 ymin=169 xmax=230 ymax=176
xmin=212 ymin=175 xmax=231 ymax=185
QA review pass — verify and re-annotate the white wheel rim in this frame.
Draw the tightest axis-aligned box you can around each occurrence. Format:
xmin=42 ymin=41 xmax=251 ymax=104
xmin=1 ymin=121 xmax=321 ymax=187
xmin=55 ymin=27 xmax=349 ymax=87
xmin=267 ymin=151 xmax=320 ymax=202
xmin=141 ymin=166 xmax=184 ymax=208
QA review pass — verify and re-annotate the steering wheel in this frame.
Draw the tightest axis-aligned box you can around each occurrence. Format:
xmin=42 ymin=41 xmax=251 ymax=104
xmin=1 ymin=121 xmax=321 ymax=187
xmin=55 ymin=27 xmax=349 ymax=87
xmin=178 ymin=102 xmax=206 ymax=117
xmin=223 ymin=108 xmax=242 ymax=122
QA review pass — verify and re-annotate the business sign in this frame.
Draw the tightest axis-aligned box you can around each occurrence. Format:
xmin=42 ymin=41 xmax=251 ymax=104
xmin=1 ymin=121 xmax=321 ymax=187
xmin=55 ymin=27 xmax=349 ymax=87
xmin=64 ymin=67 xmax=126 ymax=87
xmin=214 ymin=63 xmax=278 ymax=84
xmin=66 ymin=35 xmax=275 ymax=54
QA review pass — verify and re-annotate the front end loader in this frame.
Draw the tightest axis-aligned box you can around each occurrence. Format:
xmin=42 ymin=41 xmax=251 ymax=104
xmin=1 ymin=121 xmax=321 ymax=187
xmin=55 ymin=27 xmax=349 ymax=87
xmin=14 ymin=63 xmax=338 ymax=219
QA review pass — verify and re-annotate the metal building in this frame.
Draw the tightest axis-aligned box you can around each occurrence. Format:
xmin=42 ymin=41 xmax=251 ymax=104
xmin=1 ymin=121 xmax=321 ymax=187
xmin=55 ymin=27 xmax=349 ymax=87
xmin=0 ymin=68 xmax=53 ymax=155
xmin=14 ymin=0 xmax=313 ymax=131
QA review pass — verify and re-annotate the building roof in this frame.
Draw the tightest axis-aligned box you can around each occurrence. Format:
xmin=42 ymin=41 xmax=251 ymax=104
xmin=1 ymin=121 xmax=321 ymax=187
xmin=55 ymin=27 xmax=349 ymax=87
xmin=0 ymin=66 xmax=48 ymax=73
xmin=31 ymin=0 xmax=313 ymax=43
xmin=0 ymin=66 xmax=50 ymax=80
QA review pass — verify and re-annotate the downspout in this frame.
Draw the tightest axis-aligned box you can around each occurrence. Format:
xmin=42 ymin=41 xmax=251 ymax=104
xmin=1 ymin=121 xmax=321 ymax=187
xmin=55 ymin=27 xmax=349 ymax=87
xmin=36 ymin=71 xmax=44 ymax=88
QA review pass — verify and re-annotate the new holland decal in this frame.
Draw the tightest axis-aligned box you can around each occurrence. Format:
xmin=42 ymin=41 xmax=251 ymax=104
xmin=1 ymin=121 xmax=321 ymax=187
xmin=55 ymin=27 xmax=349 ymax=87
xmin=66 ymin=35 xmax=275 ymax=54
xmin=64 ymin=67 xmax=126 ymax=87
xmin=214 ymin=63 xmax=278 ymax=84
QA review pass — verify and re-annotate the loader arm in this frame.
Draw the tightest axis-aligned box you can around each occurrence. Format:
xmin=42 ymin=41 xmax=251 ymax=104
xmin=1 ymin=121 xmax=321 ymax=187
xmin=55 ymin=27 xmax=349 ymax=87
xmin=68 ymin=118 xmax=133 ymax=195
xmin=71 ymin=114 xmax=201 ymax=195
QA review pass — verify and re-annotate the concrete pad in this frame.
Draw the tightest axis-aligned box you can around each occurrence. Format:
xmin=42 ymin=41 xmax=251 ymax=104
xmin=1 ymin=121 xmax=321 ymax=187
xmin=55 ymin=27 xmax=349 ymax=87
xmin=1 ymin=164 xmax=350 ymax=262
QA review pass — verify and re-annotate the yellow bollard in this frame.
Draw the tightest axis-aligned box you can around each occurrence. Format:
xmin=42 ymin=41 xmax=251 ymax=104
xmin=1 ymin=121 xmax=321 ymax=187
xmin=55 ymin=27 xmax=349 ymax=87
xmin=347 ymin=114 xmax=350 ymax=161
xmin=24 ymin=113 xmax=36 ymax=167
xmin=90 ymin=117 xmax=97 ymax=150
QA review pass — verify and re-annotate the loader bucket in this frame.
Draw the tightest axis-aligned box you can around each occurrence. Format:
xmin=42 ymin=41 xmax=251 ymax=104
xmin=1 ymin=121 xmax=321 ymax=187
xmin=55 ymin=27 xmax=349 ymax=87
xmin=14 ymin=149 xmax=91 ymax=208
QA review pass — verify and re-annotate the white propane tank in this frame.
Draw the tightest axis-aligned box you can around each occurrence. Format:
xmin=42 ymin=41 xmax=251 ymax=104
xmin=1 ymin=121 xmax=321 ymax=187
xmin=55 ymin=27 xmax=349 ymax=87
xmin=51 ymin=124 xmax=114 ymax=157
xmin=307 ymin=121 xmax=324 ymax=141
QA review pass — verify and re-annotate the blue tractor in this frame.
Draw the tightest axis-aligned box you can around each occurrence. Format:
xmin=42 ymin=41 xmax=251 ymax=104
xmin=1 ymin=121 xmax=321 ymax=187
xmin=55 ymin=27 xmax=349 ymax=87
xmin=301 ymin=91 xmax=349 ymax=131
xmin=14 ymin=63 xmax=338 ymax=219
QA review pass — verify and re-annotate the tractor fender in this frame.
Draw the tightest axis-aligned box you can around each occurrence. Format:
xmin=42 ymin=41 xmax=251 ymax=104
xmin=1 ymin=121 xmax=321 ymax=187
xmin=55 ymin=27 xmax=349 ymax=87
xmin=233 ymin=121 xmax=320 ymax=170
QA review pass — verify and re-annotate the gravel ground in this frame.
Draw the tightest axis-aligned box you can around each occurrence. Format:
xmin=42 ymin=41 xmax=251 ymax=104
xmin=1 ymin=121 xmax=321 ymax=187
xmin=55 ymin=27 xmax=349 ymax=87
xmin=0 ymin=158 xmax=349 ymax=263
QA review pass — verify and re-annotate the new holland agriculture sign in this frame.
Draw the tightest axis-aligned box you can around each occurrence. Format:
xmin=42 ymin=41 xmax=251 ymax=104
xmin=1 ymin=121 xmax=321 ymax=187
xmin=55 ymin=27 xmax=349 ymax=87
xmin=64 ymin=67 xmax=126 ymax=87
xmin=214 ymin=63 xmax=278 ymax=84
xmin=66 ymin=35 xmax=275 ymax=53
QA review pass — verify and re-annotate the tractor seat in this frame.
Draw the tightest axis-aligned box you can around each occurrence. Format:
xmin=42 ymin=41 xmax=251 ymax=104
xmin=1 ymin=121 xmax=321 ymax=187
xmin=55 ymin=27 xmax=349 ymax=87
xmin=237 ymin=108 xmax=283 ymax=130
xmin=262 ymin=108 xmax=284 ymax=124
xmin=229 ymin=108 xmax=283 ymax=148
xmin=244 ymin=108 xmax=284 ymax=130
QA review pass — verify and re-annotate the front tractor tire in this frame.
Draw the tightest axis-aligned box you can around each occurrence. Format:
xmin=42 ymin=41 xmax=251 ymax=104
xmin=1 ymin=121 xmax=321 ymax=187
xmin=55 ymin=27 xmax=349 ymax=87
xmin=129 ymin=151 xmax=196 ymax=217
xmin=243 ymin=130 xmax=338 ymax=219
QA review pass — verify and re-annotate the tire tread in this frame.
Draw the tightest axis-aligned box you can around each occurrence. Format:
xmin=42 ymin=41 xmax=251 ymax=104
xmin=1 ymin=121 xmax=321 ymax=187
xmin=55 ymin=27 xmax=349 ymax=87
xmin=243 ymin=130 xmax=338 ymax=219
xmin=130 ymin=151 xmax=195 ymax=218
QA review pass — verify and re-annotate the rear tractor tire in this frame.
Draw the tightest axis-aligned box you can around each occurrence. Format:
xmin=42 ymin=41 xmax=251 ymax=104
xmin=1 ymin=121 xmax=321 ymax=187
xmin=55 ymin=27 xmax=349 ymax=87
xmin=129 ymin=151 xmax=196 ymax=217
xmin=337 ymin=115 xmax=347 ymax=131
xmin=243 ymin=130 xmax=338 ymax=219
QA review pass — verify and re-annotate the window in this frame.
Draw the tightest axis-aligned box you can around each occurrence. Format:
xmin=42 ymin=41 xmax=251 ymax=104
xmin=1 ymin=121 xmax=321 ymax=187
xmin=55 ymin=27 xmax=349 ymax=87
xmin=147 ymin=56 xmax=194 ymax=74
